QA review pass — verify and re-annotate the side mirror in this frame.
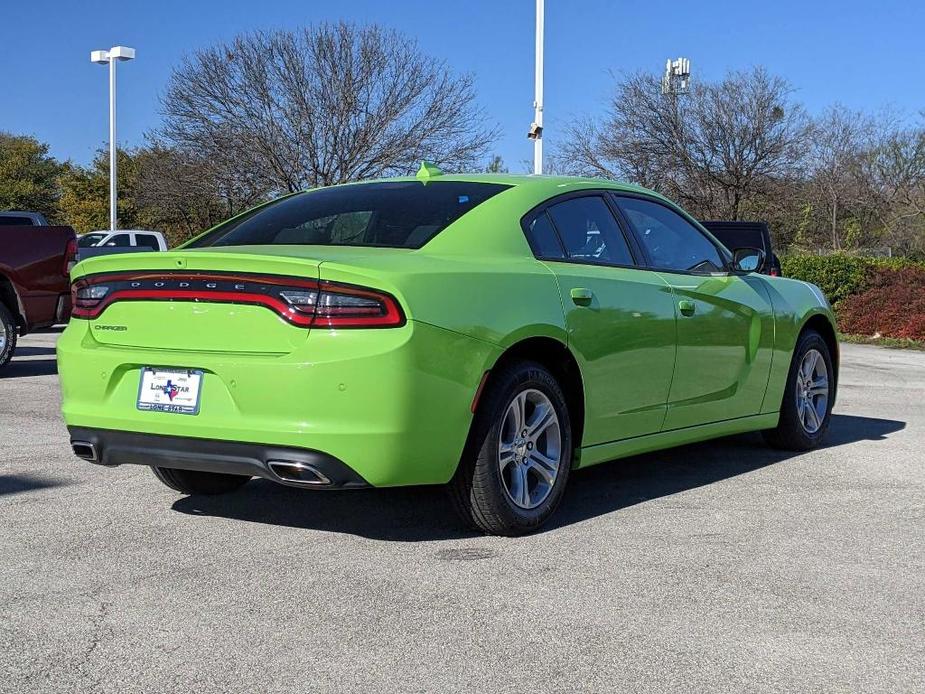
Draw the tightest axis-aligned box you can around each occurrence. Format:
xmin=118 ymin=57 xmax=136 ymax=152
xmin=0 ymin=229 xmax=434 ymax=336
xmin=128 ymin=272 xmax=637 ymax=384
xmin=733 ymin=247 xmax=765 ymax=273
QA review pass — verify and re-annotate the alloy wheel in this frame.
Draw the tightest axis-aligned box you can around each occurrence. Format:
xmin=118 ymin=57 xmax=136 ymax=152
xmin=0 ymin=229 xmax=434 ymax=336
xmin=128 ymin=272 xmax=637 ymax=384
xmin=498 ymin=388 xmax=562 ymax=509
xmin=796 ymin=348 xmax=829 ymax=434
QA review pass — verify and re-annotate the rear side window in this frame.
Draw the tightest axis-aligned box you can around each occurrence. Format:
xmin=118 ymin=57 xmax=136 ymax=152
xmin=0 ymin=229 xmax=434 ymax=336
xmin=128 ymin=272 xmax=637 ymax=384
xmin=135 ymin=234 xmax=162 ymax=250
xmin=188 ymin=181 xmax=510 ymax=249
xmin=616 ymin=197 xmax=725 ymax=274
xmin=525 ymin=212 xmax=565 ymax=259
xmin=546 ymin=196 xmax=634 ymax=265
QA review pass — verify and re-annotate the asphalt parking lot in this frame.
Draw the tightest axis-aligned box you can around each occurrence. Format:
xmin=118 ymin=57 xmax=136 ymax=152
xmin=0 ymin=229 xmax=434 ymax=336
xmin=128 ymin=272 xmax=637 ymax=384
xmin=1 ymin=331 xmax=922 ymax=693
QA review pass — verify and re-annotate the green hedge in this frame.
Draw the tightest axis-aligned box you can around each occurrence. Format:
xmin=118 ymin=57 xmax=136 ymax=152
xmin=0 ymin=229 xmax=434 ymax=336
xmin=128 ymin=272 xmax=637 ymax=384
xmin=781 ymin=255 xmax=925 ymax=306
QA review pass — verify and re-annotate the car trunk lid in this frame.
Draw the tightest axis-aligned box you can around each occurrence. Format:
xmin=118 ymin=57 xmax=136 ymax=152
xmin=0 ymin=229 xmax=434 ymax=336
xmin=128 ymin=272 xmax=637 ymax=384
xmin=74 ymin=249 xmax=324 ymax=354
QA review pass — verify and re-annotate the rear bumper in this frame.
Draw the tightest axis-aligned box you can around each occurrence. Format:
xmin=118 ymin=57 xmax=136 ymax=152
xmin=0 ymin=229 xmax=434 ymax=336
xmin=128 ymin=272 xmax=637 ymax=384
xmin=58 ymin=318 xmax=500 ymax=487
xmin=68 ymin=426 xmax=369 ymax=489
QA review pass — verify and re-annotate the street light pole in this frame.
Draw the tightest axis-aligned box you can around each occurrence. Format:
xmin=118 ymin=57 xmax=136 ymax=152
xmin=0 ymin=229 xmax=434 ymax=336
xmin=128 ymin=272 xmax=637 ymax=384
xmin=108 ymin=55 xmax=117 ymax=233
xmin=532 ymin=0 xmax=544 ymax=175
xmin=90 ymin=46 xmax=136 ymax=232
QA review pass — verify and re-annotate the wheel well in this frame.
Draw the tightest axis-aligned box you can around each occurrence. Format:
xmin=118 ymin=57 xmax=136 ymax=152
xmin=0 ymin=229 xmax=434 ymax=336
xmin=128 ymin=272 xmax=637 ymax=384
xmin=487 ymin=337 xmax=586 ymax=447
xmin=0 ymin=275 xmax=23 ymax=328
xmin=801 ymin=313 xmax=839 ymax=392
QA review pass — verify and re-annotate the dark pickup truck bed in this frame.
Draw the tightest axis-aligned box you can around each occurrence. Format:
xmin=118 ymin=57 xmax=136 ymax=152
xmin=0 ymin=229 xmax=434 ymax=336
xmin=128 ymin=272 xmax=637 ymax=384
xmin=0 ymin=225 xmax=76 ymax=369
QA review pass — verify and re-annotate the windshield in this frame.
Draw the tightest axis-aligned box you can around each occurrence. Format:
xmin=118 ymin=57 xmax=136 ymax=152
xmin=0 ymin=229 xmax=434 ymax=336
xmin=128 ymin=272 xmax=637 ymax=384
xmin=78 ymin=233 xmax=108 ymax=247
xmin=187 ymin=181 xmax=510 ymax=249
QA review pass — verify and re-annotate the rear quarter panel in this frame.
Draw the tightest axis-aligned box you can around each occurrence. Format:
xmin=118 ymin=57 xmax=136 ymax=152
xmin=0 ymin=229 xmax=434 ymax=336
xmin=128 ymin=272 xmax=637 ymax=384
xmin=0 ymin=226 xmax=75 ymax=328
xmin=314 ymin=182 xmax=574 ymax=361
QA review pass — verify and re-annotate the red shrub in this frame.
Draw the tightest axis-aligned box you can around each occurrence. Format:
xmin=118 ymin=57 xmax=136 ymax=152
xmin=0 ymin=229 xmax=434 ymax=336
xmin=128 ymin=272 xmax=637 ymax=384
xmin=838 ymin=267 xmax=925 ymax=340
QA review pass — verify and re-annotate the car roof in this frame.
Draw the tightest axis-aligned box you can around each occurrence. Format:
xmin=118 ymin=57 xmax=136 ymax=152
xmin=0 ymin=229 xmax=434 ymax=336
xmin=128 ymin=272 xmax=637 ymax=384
xmin=332 ymin=173 xmax=674 ymax=204
xmin=84 ymin=229 xmax=163 ymax=234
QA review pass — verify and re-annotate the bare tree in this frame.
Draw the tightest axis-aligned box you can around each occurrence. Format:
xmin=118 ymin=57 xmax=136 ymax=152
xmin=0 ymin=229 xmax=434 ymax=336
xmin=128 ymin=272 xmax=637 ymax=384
xmin=158 ymin=23 xmax=497 ymax=194
xmin=860 ymin=119 xmax=925 ymax=255
xmin=554 ymin=67 xmax=809 ymax=220
xmin=134 ymin=143 xmax=268 ymax=243
xmin=806 ymin=106 xmax=876 ymax=249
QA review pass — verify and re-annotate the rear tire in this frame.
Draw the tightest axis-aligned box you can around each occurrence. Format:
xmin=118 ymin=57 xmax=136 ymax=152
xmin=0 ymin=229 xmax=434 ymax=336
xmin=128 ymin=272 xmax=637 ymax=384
xmin=151 ymin=466 xmax=250 ymax=495
xmin=763 ymin=330 xmax=834 ymax=451
xmin=0 ymin=302 xmax=17 ymax=371
xmin=449 ymin=361 xmax=573 ymax=536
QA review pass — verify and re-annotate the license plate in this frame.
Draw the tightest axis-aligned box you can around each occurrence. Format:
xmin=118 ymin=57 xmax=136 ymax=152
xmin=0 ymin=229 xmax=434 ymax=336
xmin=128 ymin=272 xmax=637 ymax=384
xmin=137 ymin=367 xmax=204 ymax=415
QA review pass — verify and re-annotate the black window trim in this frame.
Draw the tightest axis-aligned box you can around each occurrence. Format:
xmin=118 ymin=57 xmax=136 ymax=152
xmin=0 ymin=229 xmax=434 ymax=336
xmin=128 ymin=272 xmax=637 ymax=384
xmin=519 ymin=190 xmax=644 ymax=271
xmin=609 ymin=191 xmax=734 ymax=277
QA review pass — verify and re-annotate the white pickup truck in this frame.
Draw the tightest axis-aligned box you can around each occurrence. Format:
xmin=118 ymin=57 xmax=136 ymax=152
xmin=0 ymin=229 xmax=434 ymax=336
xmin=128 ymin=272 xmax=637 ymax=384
xmin=77 ymin=229 xmax=169 ymax=260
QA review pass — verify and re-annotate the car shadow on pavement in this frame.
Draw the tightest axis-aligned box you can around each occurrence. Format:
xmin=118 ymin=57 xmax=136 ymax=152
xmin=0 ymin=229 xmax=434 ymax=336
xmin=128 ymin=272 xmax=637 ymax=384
xmin=170 ymin=413 xmax=905 ymax=541
xmin=0 ymin=474 xmax=68 ymax=497
xmin=1 ymin=358 xmax=58 ymax=378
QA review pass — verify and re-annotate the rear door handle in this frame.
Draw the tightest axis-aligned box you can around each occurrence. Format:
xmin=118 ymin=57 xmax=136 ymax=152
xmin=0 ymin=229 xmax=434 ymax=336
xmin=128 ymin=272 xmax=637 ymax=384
xmin=678 ymin=299 xmax=696 ymax=316
xmin=570 ymin=287 xmax=593 ymax=306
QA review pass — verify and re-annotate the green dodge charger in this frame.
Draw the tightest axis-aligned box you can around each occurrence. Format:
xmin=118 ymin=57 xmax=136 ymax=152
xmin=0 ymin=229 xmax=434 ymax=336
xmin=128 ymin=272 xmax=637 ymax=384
xmin=60 ymin=168 xmax=838 ymax=535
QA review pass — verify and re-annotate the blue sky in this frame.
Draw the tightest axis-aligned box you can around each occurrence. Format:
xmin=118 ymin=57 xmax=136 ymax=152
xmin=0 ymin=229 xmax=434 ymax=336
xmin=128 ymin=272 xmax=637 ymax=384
xmin=2 ymin=0 xmax=923 ymax=171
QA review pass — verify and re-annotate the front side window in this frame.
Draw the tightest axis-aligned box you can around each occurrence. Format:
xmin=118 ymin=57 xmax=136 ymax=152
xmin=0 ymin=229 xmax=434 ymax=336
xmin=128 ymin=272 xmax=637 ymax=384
xmin=616 ymin=197 xmax=725 ymax=274
xmin=105 ymin=233 xmax=133 ymax=247
xmin=545 ymin=196 xmax=634 ymax=265
xmin=78 ymin=233 xmax=107 ymax=247
xmin=187 ymin=181 xmax=510 ymax=249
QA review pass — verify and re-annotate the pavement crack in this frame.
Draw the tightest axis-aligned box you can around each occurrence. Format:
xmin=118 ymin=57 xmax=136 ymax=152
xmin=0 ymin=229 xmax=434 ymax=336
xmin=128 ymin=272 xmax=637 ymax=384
xmin=75 ymin=592 xmax=112 ymax=692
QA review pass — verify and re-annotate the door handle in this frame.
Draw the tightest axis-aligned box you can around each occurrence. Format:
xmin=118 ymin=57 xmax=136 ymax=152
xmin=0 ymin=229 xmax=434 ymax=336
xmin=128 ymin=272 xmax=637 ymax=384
xmin=570 ymin=287 xmax=593 ymax=306
xmin=678 ymin=299 xmax=696 ymax=316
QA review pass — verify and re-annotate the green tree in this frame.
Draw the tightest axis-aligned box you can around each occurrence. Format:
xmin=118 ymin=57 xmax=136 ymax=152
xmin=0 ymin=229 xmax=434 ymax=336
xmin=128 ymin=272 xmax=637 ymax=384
xmin=0 ymin=132 xmax=63 ymax=219
xmin=58 ymin=148 xmax=154 ymax=233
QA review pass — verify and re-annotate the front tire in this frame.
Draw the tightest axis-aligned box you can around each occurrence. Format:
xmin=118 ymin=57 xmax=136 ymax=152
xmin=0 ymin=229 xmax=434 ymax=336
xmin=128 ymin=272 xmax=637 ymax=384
xmin=0 ymin=302 xmax=17 ymax=371
xmin=763 ymin=330 xmax=834 ymax=451
xmin=450 ymin=361 xmax=573 ymax=536
xmin=151 ymin=466 xmax=251 ymax=495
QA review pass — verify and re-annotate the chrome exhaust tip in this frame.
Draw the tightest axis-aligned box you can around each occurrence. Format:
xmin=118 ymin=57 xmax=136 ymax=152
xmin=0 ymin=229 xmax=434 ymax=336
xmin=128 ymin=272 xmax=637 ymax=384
xmin=268 ymin=460 xmax=332 ymax=486
xmin=71 ymin=441 xmax=98 ymax=462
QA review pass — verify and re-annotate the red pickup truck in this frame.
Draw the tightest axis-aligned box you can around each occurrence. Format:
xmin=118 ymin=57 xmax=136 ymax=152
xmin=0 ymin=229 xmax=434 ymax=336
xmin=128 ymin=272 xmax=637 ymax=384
xmin=0 ymin=224 xmax=77 ymax=370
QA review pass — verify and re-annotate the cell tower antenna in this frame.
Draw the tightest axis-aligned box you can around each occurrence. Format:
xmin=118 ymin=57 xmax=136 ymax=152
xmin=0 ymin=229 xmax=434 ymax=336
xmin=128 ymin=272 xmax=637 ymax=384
xmin=662 ymin=57 xmax=691 ymax=95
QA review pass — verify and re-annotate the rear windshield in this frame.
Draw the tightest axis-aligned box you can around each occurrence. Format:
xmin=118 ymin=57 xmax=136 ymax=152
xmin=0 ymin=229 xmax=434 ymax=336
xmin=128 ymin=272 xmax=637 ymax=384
xmin=187 ymin=181 xmax=511 ymax=249
xmin=0 ymin=216 xmax=32 ymax=226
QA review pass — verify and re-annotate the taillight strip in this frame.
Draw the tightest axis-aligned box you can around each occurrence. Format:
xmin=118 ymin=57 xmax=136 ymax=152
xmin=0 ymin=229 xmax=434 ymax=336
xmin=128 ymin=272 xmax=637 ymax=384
xmin=70 ymin=271 xmax=405 ymax=329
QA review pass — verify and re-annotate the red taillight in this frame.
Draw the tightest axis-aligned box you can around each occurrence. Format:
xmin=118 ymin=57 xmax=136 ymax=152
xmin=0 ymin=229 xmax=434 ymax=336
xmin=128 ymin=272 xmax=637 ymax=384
xmin=73 ymin=283 xmax=111 ymax=312
xmin=69 ymin=272 xmax=405 ymax=329
xmin=281 ymin=282 xmax=405 ymax=328
xmin=64 ymin=238 xmax=78 ymax=275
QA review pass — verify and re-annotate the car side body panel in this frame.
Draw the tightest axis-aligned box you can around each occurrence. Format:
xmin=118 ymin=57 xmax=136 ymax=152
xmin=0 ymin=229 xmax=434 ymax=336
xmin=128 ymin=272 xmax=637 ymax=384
xmin=546 ymin=262 xmax=677 ymax=445
xmin=657 ymin=272 xmax=776 ymax=430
